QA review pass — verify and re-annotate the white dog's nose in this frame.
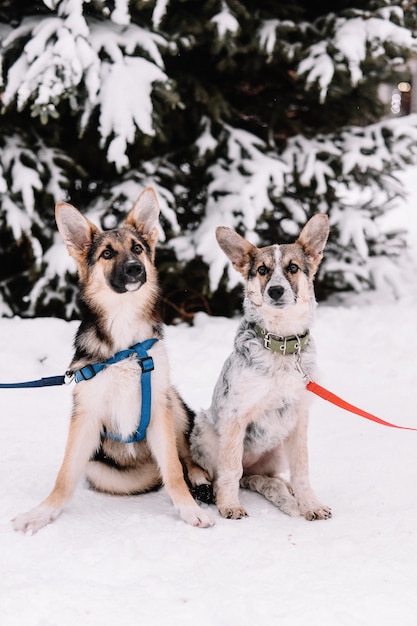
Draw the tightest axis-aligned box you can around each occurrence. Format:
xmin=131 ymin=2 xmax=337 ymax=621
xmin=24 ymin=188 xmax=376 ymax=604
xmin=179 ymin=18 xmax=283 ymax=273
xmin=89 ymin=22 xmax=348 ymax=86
xmin=268 ymin=285 xmax=285 ymax=301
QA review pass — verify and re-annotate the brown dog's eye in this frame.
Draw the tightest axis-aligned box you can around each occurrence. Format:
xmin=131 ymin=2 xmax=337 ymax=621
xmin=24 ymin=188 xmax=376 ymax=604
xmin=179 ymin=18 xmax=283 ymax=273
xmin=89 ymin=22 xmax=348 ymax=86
xmin=132 ymin=242 xmax=143 ymax=255
xmin=101 ymin=247 xmax=115 ymax=260
xmin=257 ymin=265 xmax=269 ymax=276
xmin=287 ymin=262 xmax=299 ymax=275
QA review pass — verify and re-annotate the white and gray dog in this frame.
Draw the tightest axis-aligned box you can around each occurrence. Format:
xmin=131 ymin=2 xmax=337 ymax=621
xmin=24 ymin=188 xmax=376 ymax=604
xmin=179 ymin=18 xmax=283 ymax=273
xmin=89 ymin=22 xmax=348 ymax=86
xmin=190 ymin=214 xmax=332 ymax=521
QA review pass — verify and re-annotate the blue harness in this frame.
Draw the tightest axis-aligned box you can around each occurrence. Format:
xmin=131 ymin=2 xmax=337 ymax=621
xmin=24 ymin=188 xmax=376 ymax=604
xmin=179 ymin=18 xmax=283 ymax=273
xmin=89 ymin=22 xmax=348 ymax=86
xmin=0 ymin=338 xmax=158 ymax=443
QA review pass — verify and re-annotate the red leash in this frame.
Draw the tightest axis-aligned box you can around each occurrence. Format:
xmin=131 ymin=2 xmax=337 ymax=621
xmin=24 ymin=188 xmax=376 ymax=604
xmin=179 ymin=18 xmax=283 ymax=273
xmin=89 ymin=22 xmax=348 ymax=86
xmin=307 ymin=381 xmax=417 ymax=432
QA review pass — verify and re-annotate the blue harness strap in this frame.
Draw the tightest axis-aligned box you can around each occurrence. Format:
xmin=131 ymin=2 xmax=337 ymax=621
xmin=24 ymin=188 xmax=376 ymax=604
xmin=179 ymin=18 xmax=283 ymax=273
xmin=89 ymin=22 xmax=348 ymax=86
xmin=74 ymin=338 xmax=158 ymax=443
xmin=0 ymin=338 xmax=158 ymax=443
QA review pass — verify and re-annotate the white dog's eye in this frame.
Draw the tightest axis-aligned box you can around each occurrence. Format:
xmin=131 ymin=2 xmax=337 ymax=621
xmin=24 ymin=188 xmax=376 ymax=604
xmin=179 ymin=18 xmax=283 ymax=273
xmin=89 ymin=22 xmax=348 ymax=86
xmin=257 ymin=264 xmax=269 ymax=276
xmin=287 ymin=262 xmax=299 ymax=274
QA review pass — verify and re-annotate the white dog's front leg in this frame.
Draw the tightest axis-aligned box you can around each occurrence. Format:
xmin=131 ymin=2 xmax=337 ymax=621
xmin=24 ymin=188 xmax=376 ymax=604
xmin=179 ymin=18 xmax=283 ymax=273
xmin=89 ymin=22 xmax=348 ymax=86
xmin=284 ymin=408 xmax=331 ymax=521
xmin=214 ymin=419 xmax=248 ymax=520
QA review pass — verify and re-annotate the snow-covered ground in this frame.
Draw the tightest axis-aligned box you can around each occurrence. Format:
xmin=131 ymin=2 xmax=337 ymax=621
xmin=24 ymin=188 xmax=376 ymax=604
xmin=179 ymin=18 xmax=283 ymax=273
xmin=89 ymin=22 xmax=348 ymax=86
xmin=1 ymin=170 xmax=417 ymax=626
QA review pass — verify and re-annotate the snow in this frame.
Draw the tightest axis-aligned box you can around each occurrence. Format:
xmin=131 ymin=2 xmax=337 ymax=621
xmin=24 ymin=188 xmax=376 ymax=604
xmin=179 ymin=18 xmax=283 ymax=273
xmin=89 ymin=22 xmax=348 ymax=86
xmin=111 ymin=0 xmax=130 ymax=26
xmin=152 ymin=0 xmax=169 ymax=29
xmin=299 ymin=12 xmax=417 ymax=101
xmin=258 ymin=19 xmax=280 ymax=57
xmin=3 ymin=12 xmax=171 ymax=171
xmin=187 ymin=115 xmax=417 ymax=299
xmin=1 ymin=173 xmax=417 ymax=625
xmin=211 ymin=7 xmax=240 ymax=39
xmin=194 ymin=124 xmax=290 ymax=289
xmin=297 ymin=41 xmax=335 ymax=103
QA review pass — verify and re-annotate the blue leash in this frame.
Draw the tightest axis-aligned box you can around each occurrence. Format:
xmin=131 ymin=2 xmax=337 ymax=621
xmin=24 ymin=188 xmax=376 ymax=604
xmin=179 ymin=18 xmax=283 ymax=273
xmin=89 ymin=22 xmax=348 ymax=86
xmin=0 ymin=338 xmax=158 ymax=443
xmin=0 ymin=375 xmax=67 ymax=388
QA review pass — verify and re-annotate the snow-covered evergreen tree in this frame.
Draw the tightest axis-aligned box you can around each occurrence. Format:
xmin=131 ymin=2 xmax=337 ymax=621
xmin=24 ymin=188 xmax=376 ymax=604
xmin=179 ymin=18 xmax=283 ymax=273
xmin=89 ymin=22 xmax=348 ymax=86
xmin=1 ymin=0 xmax=417 ymax=320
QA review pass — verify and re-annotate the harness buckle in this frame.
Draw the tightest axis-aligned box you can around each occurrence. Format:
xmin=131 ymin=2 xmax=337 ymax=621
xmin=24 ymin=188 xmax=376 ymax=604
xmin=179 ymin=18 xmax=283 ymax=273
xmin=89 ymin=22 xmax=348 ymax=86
xmin=139 ymin=355 xmax=154 ymax=373
xmin=78 ymin=364 xmax=97 ymax=381
xmin=64 ymin=370 xmax=74 ymax=384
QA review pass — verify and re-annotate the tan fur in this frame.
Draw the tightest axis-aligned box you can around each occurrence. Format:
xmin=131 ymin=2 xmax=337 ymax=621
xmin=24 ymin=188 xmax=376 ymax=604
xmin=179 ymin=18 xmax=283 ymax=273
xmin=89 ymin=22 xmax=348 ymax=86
xmin=13 ymin=188 xmax=214 ymax=533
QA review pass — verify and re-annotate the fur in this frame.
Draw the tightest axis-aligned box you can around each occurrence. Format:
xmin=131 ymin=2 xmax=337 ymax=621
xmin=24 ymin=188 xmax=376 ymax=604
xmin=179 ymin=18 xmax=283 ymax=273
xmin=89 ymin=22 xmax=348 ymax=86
xmin=190 ymin=214 xmax=332 ymax=521
xmin=13 ymin=188 xmax=214 ymax=533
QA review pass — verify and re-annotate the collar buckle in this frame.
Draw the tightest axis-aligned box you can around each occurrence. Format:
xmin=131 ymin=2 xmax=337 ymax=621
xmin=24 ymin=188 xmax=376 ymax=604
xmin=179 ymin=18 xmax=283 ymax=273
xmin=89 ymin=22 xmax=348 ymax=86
xmin=263 ymin=331 xmax=287 ymax=354
xmin=263 ymin=332 xmax=272 ymax=350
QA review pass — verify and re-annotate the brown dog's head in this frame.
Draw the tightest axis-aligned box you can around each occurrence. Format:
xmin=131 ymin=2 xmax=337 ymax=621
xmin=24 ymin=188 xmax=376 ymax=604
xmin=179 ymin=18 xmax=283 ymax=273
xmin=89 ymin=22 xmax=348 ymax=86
xmin=216 ymin=214 xmax=329 ymax=330
xmin=55 ymin=187 xmax=160 ymax=295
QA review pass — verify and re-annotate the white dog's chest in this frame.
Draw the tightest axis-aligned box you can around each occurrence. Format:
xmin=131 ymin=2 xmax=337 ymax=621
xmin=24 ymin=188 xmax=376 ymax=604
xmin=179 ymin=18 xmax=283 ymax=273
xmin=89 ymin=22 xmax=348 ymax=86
xmin=242 ymin=401 xmax=298 ymax=454
xmin=212 ymin=350 xmax=310 ymax=454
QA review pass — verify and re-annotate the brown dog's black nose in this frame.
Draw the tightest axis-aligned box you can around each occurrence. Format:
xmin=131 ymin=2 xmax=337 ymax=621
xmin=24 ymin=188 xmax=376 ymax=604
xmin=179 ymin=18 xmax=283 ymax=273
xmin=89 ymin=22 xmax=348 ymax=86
xmin=124 ymin=261 xmax=143 ymax=280
xmin=268 ymin=285 xmax=284 ymax=301
xmin=110 ymin=259 xmax=146 ymax=293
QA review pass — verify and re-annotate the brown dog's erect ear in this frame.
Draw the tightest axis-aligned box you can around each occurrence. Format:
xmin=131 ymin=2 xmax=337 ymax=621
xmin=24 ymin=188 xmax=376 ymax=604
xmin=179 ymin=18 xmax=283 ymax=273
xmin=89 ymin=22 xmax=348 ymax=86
xmin=55 ymin=202 xmax=99 ymax=258
xmin=297 ymin=213 xmax=329 ymax=261
xmin=216 ymin=226 xmax=256 ymax=275
xmin=125 ymin=187 xmax=160 ymax=249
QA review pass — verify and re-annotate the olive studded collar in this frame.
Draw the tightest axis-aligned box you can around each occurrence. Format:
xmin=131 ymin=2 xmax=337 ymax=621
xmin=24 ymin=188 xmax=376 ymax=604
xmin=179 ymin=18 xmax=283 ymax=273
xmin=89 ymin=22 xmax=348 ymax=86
xmin=254 ymin=324 xmax=310 ymax=355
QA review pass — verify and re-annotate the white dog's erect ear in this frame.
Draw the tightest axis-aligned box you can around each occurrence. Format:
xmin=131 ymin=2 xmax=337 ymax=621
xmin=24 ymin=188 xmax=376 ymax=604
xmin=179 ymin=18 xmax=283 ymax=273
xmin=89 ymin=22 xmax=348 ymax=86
xmin=55 ymin=202 xmax=99 ymax=258
xmin=297 ymin=213 xmax=329 ymax=261
xmin=125 ymin=187 xmax=160 ymax=248
xmin=216 ymin=226 xmax=256 ymax=275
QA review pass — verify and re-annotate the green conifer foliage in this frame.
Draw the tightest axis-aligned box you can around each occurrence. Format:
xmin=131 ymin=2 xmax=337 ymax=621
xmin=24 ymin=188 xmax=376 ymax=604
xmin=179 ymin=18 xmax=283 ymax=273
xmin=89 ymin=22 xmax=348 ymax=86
xmin=0 ymin=0 xmax=417 ymax=319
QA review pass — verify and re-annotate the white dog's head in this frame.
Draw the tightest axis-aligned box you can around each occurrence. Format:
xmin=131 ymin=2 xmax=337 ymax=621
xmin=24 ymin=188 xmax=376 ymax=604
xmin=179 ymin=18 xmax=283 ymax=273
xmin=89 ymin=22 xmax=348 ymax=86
xmin=216 ymin=214 xmax=329 ymax=334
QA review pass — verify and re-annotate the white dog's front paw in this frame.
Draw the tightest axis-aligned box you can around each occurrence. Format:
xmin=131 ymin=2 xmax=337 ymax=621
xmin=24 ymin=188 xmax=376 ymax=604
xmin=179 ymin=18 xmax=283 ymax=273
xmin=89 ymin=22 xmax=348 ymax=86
xmin=303 ymin=505 xmax=332 ymax=521
xmin=12 ymin=505 xmax=61 ymax=534
xmin=178 ymin=504 xmax=215 ymax=528
xmin=299 ymin=502 xmax=332 ymax=521
xmin=218 ymin=505 xmax=248 ymax=520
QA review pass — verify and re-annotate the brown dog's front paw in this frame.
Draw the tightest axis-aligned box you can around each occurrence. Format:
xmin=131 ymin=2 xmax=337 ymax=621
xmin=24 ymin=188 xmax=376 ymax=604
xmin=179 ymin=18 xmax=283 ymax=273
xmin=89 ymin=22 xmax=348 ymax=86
xmin=304 ymin=505 xmax=332 ymax=521
xmin=13 ymin=504 xmax=60 ymax=534
xmin=219 ymin=506 xmax=248 ymax=520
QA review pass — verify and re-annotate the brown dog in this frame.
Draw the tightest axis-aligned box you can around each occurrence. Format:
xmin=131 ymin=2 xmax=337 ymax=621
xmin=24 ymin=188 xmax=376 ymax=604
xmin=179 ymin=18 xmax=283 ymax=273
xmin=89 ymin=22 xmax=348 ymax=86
xmin=13 ymin=188 xmax=214 ymax=533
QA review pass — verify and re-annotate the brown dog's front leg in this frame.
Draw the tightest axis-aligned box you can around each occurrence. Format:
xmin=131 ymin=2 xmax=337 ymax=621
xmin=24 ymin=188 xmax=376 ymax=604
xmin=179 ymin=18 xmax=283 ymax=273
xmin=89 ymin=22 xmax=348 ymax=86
xmin=13 ymin=411 xmax=101 ymax=534
xmin=146 ymin=406 xmax=214 ymax=528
